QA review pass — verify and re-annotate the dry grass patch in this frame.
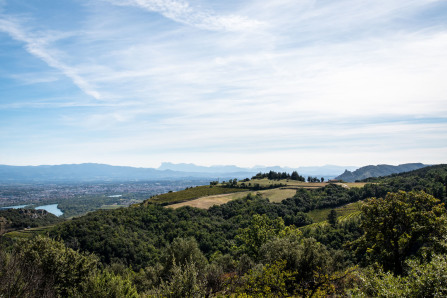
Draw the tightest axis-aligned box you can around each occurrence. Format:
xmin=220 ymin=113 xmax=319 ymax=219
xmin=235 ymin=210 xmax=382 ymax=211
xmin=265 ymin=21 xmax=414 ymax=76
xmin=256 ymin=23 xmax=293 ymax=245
xmin=257 ymin=188 xmax=297 ymax=203
xmin=339 ymin=182 xmax=367 ymax=188
xmin=168 ymin=191 xmax=250 ymax=209
xmin=168 ymin=187 xmax=299 ymax=209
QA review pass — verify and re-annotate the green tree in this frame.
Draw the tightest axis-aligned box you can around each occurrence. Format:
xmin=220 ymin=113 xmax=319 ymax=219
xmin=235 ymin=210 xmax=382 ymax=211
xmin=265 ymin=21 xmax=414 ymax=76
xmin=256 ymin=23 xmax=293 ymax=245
xmin=235 ymin=214 xmax=285 ymax=259
xmin=259 ymin=236 xmax=349 ymax=296
xmin=235 ymin=260 xmax=292 ymax=297
xmin=84 ymin=270 xmax=139 ymax=297
xmin=0 ymin=236 xmax=98 ymax=297
xmin=327 ymin=209 xmax=337 ymax=227
xmin=150 ymin=261 xmax=206 ymax=297
xmin=352 ymin=254 xmax=447 ymax=297
xmin=358 ymin=191 xmax=446 ymax=275
xmin=161 ymin=237 xmax=208 ymax=280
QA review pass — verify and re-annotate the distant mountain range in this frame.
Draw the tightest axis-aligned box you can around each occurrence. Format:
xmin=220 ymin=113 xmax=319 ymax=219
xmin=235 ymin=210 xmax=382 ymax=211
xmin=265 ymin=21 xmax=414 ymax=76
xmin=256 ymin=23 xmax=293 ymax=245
xmin=158 ymin=162 xmax=358 ymax=177
xmin=335 ymin=163 xmax=429 ymax=182
xmin=0 ymin=162 xmax=430 ymax=183
xmin=0 ymin=163 xmax=359 ymax=183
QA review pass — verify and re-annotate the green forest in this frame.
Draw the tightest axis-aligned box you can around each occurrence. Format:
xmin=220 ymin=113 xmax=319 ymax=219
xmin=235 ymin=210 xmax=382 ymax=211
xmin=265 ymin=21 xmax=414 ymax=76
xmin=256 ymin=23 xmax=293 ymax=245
xmin=1 ymin=164 xmax=447 ymax=297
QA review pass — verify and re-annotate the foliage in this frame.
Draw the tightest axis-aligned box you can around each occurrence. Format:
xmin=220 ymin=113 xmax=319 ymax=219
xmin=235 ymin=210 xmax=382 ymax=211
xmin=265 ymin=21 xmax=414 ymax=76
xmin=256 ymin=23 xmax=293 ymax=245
xmin=327 ymin=209 xmax=337 ymax=227
xmin=0 ymin=236 xmax=140 ymax=297
xmin=362 ymin=164 xmax=447 ymax=202
xmin=282 ymin=184 xmax=351 ymax=212
xmin=259 ymin=235 xmax=350 ymax=297
xmin=235 ymin=260 xmax=293 ymax=297
xmin=352 ymin=254 xmax=447 ymax=297
xmin=234 ymin=214 xmax=286 ymax=258
xmin=149 ymin=261 xmax=207 ymax=297
xmin=84 ymin=270 xmax=139 ymax=297
xmin=161 ymin=237 xmax=208 ymax=279
xmin=356 ymin=190 xmax=446 ymax=275
xmin=0 ymin=236 xmax=94 ymax=297
xmin=3 ymin=164 xmax=446 ymax=296
xmin=252 ymin=170 xmax=305 ymax=181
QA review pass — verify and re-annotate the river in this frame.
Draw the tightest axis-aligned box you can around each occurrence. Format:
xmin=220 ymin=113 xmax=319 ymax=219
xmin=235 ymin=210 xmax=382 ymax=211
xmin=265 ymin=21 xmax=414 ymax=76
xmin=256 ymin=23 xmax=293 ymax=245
xmin=35 ymin=204 xmax=63 ymax=217
xmin=1 ymin=204 xmax=63 ymax=217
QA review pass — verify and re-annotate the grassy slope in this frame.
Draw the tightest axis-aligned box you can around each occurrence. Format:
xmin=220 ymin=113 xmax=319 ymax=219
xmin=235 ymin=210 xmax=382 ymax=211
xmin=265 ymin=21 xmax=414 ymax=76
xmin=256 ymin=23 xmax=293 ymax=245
xmin=167 ymin=180 xmax=366 ymax=209
xmin=168 ymin=188 xmax=300 ymax=209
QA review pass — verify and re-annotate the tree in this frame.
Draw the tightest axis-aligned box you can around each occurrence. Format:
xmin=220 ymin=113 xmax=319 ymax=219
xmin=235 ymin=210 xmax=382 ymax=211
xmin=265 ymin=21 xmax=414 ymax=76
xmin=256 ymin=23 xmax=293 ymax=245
xmin=358 ymin=191 xmax=446 ymax=275
xmin=235 ymin=214 xmax=285 ymax=259
xmin=258 ymin=237 xmax=352 ymax=296
xmin=0 ymin=236 xmax=99 ymax=297
xmin=84 ymin=270 xmax=139 ymax=297
xmin=161 ymin=237 xmax=208 ymax=279
xmin=235 ymin=260 xmax=292 ymax=297
xmin=352 ymin=254 xmax=447 ymax=297
xmin=291 ymin=171 xmax=304 ymax=181
xmin=327 ymin=209 xmax=337 ymax=227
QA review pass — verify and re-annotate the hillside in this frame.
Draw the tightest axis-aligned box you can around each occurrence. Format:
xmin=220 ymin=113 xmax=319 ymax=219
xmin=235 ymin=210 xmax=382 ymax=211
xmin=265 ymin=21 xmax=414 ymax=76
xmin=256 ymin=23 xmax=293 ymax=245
xmin=1 ymin=164 xmax=446 ymax=296
xmin=0 ymin=208 xmax=63 ymax=235
xmin=335 ymin=163 xmax=428 ymax=182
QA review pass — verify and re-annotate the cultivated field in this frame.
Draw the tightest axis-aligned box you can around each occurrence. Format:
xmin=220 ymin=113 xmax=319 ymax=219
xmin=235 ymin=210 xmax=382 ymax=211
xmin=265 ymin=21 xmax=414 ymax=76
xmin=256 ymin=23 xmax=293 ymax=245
xmin=165 ymin=180 xmax=367 ymax=209
xmin=168 ymin=192 xmax=249 ymax=209
xmin=147 ymin=185 xmax=246 ymax=205
xmin=307 ymin=201 xmax=364 ymax=223
xmin=168 ymin=187 xmax=299 ymax=209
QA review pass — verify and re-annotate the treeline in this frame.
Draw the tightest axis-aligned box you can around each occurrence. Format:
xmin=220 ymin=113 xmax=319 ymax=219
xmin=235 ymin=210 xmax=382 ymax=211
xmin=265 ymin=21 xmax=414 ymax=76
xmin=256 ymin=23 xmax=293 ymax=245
xmin=362 ymin=163 xmax=447 ymax=202
xmin=252 ymin=170 xmax=306 ymax=181
xmin=212 ymin=178 xmax=288 ymax=191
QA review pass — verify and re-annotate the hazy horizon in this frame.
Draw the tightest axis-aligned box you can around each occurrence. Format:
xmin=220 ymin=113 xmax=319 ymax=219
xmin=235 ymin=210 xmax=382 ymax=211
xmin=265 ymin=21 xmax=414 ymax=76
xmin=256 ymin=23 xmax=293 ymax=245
xmin=1 ymin=1 xmax=446 ymax=167
xmin=0 ymin=161 xmax=432 ymax=170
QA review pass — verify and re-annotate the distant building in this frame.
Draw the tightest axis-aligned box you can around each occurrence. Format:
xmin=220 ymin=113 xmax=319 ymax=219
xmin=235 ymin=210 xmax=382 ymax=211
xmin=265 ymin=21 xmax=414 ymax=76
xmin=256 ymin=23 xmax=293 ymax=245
xmin=328 ymin=179 xmax=341 ymax=183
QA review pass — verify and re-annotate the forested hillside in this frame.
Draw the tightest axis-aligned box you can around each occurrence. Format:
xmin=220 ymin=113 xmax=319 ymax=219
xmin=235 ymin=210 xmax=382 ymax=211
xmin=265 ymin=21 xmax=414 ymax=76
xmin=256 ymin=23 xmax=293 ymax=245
xmin=1 ymin=164 xmax=446 ymax=296
xmin=0 ymin=208 xmax=63 ymax=235
xmin=335 ymin=163 xmax=428 ymax=182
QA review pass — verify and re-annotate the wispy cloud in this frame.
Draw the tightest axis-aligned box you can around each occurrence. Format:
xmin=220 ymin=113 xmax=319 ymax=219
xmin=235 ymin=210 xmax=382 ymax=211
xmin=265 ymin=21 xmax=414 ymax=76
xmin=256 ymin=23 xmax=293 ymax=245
xmin=103 ymin=0 xmax=263 ymax=31
xmin=0 ymin=0 xmax=446 ymax=167
xmin=0 ymin=17 xmax=102 ymax=99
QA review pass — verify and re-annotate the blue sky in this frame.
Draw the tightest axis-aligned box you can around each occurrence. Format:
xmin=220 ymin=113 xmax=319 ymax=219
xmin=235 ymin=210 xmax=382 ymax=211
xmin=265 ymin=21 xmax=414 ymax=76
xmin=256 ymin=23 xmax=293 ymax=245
xmin=0 ymin=0 xmax=446 ymax=168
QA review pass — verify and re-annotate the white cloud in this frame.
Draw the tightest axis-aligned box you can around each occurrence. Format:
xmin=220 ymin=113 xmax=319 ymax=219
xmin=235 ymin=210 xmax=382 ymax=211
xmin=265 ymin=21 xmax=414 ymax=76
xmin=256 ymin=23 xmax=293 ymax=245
xmin=0 ymin=17 xmax=102 ymax=99
xmin=0 ymin=0 xmax=446 ymax=167
xmin=104 ymin=0 xmax=263 ymax=31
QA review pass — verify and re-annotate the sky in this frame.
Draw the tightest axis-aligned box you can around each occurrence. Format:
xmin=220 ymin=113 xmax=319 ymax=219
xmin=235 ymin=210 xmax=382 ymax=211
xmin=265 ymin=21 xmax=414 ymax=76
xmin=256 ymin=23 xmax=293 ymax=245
xmin=0 ymin=0 xmax=446 ymax=168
